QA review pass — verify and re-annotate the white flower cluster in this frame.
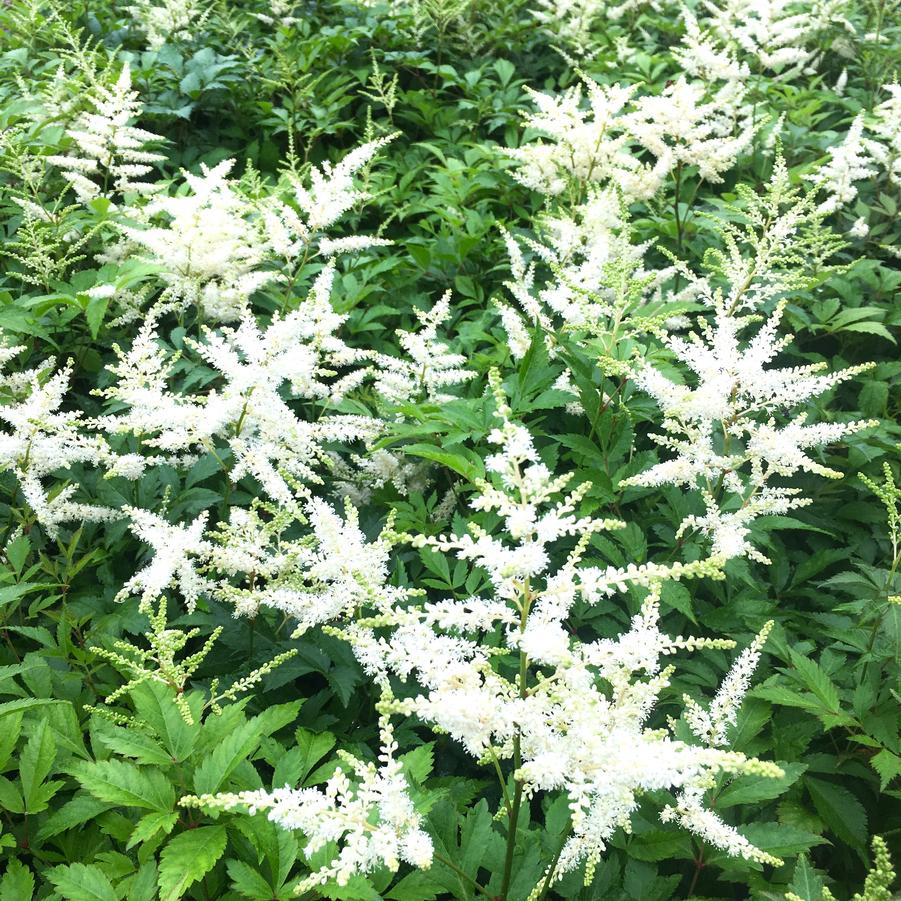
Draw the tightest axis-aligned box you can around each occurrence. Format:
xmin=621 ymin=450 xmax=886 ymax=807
xmin=623 ymin=161 xmax=874 ymax=561
xmin=126 ymin=0 xmax=206 ymax=49
xmin=0 ymin=341 xmax=118 ymax=537
xmin=328 ymin=448 xmax=434 ymax=505
xmin=532 ymin=0 xmax=665 ymax=50
xmin=183 ymin=712 xmax=432 ymax=891
xmin=808 ymin=115 xmax=877 ymax=214
xmin=810 ymin=83 xmax=901 ymax=218
xmin=531 ymin=0 xmax=604 ymax=52
xmin=624 ymin=77 xmax=753 ymax=183
xmin=114 ymin=491 xmax=406 ymax=636
xmin=95 ymin=280 xmax=381 ymax=502
xmin=507 ymin=79 xmax=667 ymax=200
xmin=867 ymin=84 xmax=901 ymax=188
xmin=46 ymin=63 xmax=165 ymax=202
xmin=496 ymin=188 xmax=689 ymax=359
xmin=194 ymin=371 xmax=783 ymax=891
xmin=371 ymin=290 xmax=476 ymax=403
xmin=114 ymin=159 xmax=275 ymax=322
xmin=507 ymin=72 xmax=753 ymax=201
xmin=100 ymin=135 xmax=394 ymax=323
xmin=698 ymin=0 xmax=852 ymax=75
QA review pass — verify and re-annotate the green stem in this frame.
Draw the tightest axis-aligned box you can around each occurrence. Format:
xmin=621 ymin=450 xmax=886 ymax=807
xmin=536 ymin=823 xmax=574 ymax=901
xmin=500 ymin=580 xmax=531 ymax=899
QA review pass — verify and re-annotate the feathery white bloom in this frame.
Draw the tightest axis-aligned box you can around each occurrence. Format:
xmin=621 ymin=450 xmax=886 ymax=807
xmin=531 ymin=0 xmax=603 ymax=50
xmin=849 ymin=216 xmax=869 ymax=237
xmin=623 ymin=168 xmax=875 ymax=561
xmin=676 ymin=9 xmax=751 ymax=86
xmin=113 ymin=160 xmax=275 ymax=322
xmin=297 ymin=135 xmax=397 ymax=232
xmin=507 ymin=78 xmax=666 ymax=201
xmin=116 ymin=508 xmax=211 ymax=611
xmin=624 ymin=77 xmax=754 ymax=184
xmin=808 ymin=115 xmax=876 ymax=213
xmin=700 ymin=0 xmax=850 ymax=75
xmin=217 ymin=372 xmax=781 ymax=890
xmin=96 ymin=277 xmax=381 ymax=503
xmin=184 ymin=713 xmax=432 ymax=890
xmin=103 ymin=138 xmax=394 ymax=322
xmin=46 ymin=64 xmax=165 ymax=202
xmin=0 ymin=345 xmax=117 ymax=536
xmin=865 ymin=83 xmax=901 ymax=188
xmin=684 ymin=621 xmax=774 ymax=746
xmin=126 ymin=0 xmax=206 ymax=49
xmin=371 ymin=291 xmax=476 ymax=403
xmin=497 ymin=188 xmax=690 ymax=359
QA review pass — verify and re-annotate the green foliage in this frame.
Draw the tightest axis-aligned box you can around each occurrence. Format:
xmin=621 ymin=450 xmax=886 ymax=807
xmin=0 ymin=0 xmax=897 ymax=898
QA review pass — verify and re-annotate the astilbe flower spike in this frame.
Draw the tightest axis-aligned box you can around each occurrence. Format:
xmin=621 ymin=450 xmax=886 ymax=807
xmin=623 ymin=159 xmax=875 ymax=561
xmin=0 ymin=340 xmax=120 ymax=537
xmin=46 ymin=63 xmax=166 ymax=203
xmin=171 ymin=370 xmax=784 ymax=894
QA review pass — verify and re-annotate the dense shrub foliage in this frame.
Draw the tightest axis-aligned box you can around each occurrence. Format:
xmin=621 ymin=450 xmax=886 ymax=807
xmin=0 ymin=0 xmax=898 ymax=899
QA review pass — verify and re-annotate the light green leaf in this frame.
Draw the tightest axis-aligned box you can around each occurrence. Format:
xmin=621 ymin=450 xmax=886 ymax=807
xmin=717 ymin=763 xmax=806 ymax=808
xmin=158 ymin=824 xmax=227 ymax=901
xmin=0 ymin=859 xmax=34 ymax=901
xmin=127 ymin=810 xmax=179 ymax=850
xmin=46 ymin=863 xmax=117 ymax=901
xmin=73 ymin=759 xmax=176 ymax=812
xmin=20 ymin=718 xmax=57 ymax=813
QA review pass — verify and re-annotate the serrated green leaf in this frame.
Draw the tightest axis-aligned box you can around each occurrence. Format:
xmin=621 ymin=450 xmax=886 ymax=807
xmin=158 ymin=824 xmax=227 ymax=901
xmin=37 ymin=793 xmax=113 ymax=841
xmin=46 ymin=863 xmax=117 ymax=901
xmin=20 ymin=718 xmax=56 ymax=813
xmin=73 ymin=759 xmax=175 ymax=812
xmin=0 ymin=859 xmax=34 ymax=901
xmin=788 ymin=854 xmax=825 ymax=901
xmin=226 ymin=858 xmax=275 ymax=900
xmin=806 ymin=777 xmax=867 ymax=847
xmin=717 ymin=763 xmax=806 ymax=808
xmin=127 ymin=810 xmax=179 ymax=850
xmin=193 ymin=719 xmax=264 ymax=795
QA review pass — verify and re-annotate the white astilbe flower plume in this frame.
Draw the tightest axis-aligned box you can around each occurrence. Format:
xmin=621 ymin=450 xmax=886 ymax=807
xmin=684 ymin=620 xmax=774 ymax=747
xmin=807 ymin=115 xmax=877 ymax=213
xmin=100 ymin=138 xmax=394 ymax=323
xmin=262 ymin=135 xmax=397 ymax=259
xmin=506 ymin=77 xmax=668 ymax=201
xmin=700 ymin=0 xmax=853 ymax=75
xmin=112 ymin=159 xmax=277 ymax=323
xmin=675 ymin=9 xmax=751 ymax=86
xmin=95 ymin=272 xmax=381 ymax=504
xmin=496 ymin=188 xmax=691 ymax=360
xmin=623 ymin=295 xmax=873 ymax=561
xmin=531 ymin=0 xmax=605 ymax=51
xmin=46 ymin=63 xmax=165 ymax=202
xmin=202 ymin=370 xmax=783 ymax=893
xmin=865 ymin=83 xmax=901 ymax=188
xmin=126 ymin=0 xmax=208 ymax=49
xmin=623 ymin=163 xmax=874 ymax=561
xmin=0 ymin=343 xmax=119 ymax=537
xmin=115 ymin=508 xmax=212 ymax=612
xmin=624 ymin=77 xmax=754 ymax=183
xmin=183 ymin=711 xmax=432 ymax=891
xmin=210 ymin=498 xmax=404 ymax=634
xmin=532 ymin=0 xmax=665 ymax=49
xmin=371 ymin=290 xmax=476 ymax=403
xmin=328 ymin=448 xmax=434 ymax=505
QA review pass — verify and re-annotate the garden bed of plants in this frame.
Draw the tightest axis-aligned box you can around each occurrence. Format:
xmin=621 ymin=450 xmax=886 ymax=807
xmin=0 ymin=0 xmax=899 ymax=898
